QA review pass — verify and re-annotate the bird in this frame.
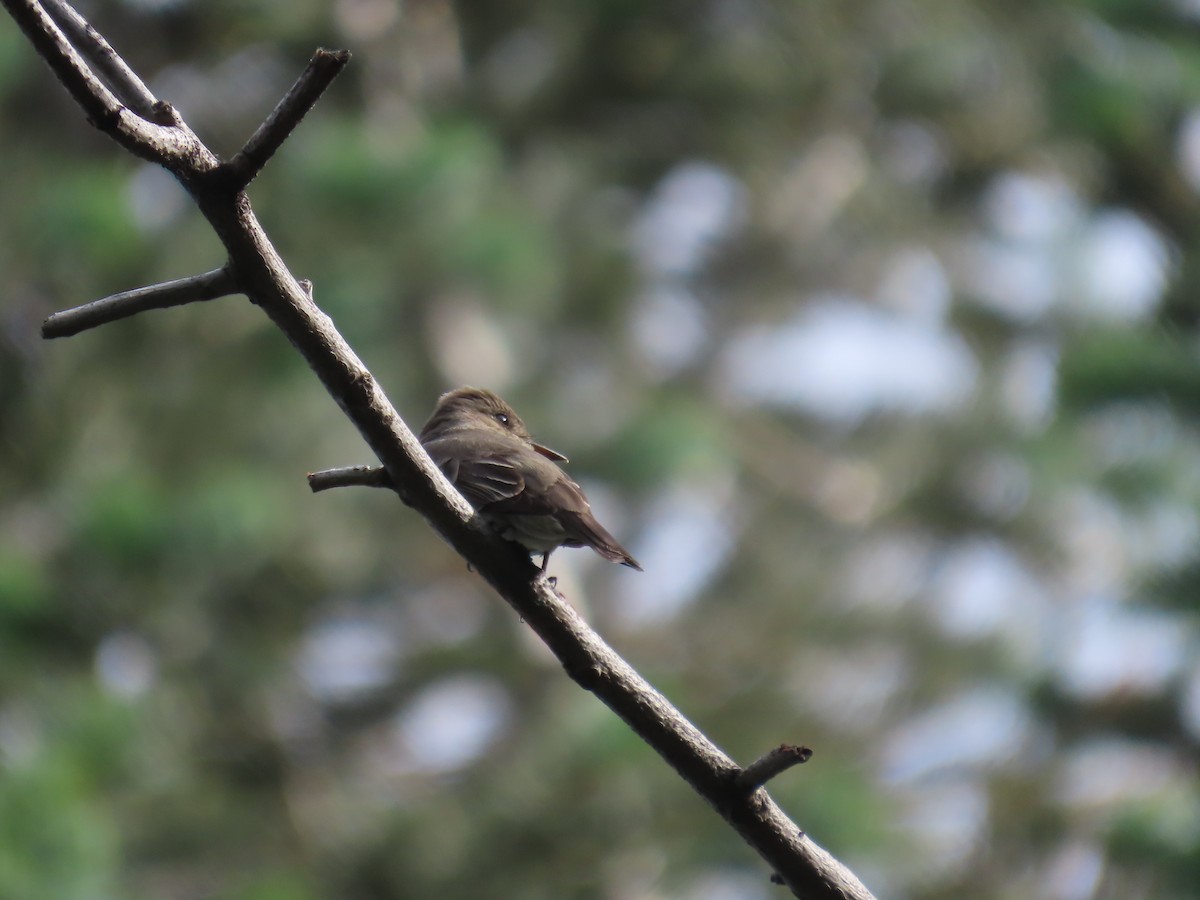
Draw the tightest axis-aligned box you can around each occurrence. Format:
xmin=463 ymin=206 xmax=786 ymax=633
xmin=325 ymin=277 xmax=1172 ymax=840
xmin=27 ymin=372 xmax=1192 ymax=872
xmin=419 ymin=387 xmax=642 ymax=572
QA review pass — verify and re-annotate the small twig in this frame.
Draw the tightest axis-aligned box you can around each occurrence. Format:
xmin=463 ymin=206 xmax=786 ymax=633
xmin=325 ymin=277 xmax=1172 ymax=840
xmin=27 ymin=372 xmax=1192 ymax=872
xmin=42 ymin=267 xmax=237 ymax=338
xmin=42 ymin=0 xmax=158 ymax=116
xmin=225 ymin=48 xmax=351 ymax=190
xmin=735 ymin=745 xmax=814 ymax=792
xmin=308 ymin=465 xmax=394 ymax=493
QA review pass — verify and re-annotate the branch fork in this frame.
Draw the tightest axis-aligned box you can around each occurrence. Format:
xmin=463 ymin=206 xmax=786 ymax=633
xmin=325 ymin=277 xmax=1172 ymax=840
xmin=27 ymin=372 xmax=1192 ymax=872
xmin=26 ymin=2 xmax=350 ymax=338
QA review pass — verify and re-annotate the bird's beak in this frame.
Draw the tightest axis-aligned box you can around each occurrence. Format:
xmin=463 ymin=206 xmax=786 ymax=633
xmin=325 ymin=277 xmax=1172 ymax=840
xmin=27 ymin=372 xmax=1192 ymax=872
xmin=533 ymin=442 xmax=569 ymax=463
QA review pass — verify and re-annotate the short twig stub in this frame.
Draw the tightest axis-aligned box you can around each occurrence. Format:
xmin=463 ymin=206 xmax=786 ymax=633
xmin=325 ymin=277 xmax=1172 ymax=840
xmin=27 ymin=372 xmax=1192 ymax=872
xmin=735 ymin=744 xmax=814 ymax=792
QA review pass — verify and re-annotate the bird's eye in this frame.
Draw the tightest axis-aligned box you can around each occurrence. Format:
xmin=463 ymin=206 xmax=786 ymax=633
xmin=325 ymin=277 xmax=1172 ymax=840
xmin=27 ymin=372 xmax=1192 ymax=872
xmin=495 ymin=413 xmax=509 ymax=426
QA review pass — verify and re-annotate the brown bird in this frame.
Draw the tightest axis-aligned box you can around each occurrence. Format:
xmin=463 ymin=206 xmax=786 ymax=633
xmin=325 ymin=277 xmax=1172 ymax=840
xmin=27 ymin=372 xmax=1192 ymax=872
xmin=419 ymin=387 xmax=642 ymax=572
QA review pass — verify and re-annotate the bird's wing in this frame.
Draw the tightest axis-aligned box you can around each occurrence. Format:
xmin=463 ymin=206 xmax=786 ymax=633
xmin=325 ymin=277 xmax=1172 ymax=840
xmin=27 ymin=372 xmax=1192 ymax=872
xmin=426 ymin=436 xmax=642 ymax=570
xmin=425 ymin=439 xmax=526 ymax=507
xmin=486 ymin=458 xmax=590 ymax=516
xmin=489 ymin=462 xmax=643 ymax=570
xmin=455 ymin=458 xmax=525 ymax=506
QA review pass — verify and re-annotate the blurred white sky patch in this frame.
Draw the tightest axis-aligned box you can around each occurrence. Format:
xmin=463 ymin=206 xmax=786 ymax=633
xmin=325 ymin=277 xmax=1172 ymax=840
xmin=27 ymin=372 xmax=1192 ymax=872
xmin=721 ymin=296 xmax=978 ymax=425
xmin=878 ymin=120 xmax=948 ymax=188
xmin=631 ymin=161 xmax=747 ymax=277
xmin=787 ymin=642 xmax=911 ymax=732
xmin=153 ymin=49 xmax=291 ymax=135
xmin=1054 ymin=488 xmax=1130 ymax=596
xmin=390 ymin=674 xmax=512 ymax=774
xmin=630 ymin=282 xmax=709 ymax=379
xmin=1054 ymin=477 xmax=1197 ymax=594
xmin=962 ymin=239 xmax=1058 ymax=322
xmin=399 ymin=583 xmax=489 ymax=648
xmin=1054 ymin=737 xmax=1191 ymax=811
xmin=984 ymin=172 xmax=1083 ymax=242
xmin=1083 ymin=402 xmax=1177 ymax=468
xmin=1000 ymin=340 xmax=1059 ymax=431
xmin=955 ymin=451 xmax=1031 ymax=522
xmin=879 ymin=685 xmax=1035 ymax=783
xmin=95 ymin=631 xmax=157 ymax=699
xmin=427 ymin=292 xmax=521 ymax=389
xmin=298 ymin=615 xmax=404 ymax=704
xmin=1067 ymin=210 xmax=1171 ymax=322
xmin=927 ymin=537 xmax=1050 ymax=660
xmin=1052 ymin=595 xmax=1189 ymax=699
xmin=840 ymin=530 xmax=934 ymax=614
xmin=892 ymin=779 xmax=990 ymax=883
xmin=128 ymin=164 xmax=188 ymax=232
xmin=613 ymin=473 xmax=738 ymax=626
xmin=1041 ymin=841 xmax=1106 ymax=900
xmin=548 ymin=369 xmax=635 ymax=444
xmin=1126 ymin=501 xmax=1200 ymax=572
xmin=963 ymin=170 xmax=1171 ymax=323
xmin=877 ymin=246 xmax=952 ymax=322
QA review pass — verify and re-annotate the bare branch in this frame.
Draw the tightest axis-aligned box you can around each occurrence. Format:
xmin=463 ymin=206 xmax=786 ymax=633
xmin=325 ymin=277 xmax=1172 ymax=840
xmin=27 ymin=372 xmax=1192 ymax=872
xmin=42 ymin=267 xmax=237 ymax=338
xmin=2 ymin=0 xmax=215 ymax=168
xmin=4 ymin=0 xmax=122 ymax=125
xmin=736 ymin=745 xmax=814 ymax=792
xmin=42 ymin=0 xmax=158 ymax=116
xmin=225 ymin=48 xmax=351 ymax=190
xmin=307 ymin=465 xmax=393 ymax=493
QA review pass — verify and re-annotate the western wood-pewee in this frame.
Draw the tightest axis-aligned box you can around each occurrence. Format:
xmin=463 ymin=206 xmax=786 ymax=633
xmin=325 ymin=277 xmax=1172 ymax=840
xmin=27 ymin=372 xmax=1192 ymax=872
xmin=419 ymin=387 xmax=642 ymax=572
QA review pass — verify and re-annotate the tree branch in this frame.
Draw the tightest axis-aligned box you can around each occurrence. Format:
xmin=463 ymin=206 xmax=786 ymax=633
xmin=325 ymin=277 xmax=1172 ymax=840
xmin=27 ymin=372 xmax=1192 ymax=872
xmin=5 ymin=3 xmax=877 ymax=897
xmin=6 ymin=0 xmax=121 ymax=124
xmin=5 ymin=0 xmax=209 ymax=165
xmin=42 ymin=267 xmax=237 ymax=338
xmin=736 ymin=745 xmax=814 ymax=792
xmin=307 ymin=465 xmax=394 ymax=493
xmin=225 ymin=48 xmax=350 ymax=190
xmin=42 ymin=0 xmax=158 ymax=115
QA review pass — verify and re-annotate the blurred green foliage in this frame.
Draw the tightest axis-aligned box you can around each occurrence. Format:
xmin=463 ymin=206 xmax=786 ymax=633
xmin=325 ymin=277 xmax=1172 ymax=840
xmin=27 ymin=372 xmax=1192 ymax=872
xmin=2 ymin=1 xmax=1200 ymax=898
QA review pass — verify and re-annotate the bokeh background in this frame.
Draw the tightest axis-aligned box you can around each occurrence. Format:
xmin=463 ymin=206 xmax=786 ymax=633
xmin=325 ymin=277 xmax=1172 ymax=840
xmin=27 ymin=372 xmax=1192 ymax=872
xmin=2 ymin=1 xmax=1200 ymax=898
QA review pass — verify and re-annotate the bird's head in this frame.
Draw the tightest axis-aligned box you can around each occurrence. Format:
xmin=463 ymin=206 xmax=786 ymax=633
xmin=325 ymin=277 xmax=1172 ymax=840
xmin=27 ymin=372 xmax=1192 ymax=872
xmin=420 ymin=387 xmax=568 ymax=461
